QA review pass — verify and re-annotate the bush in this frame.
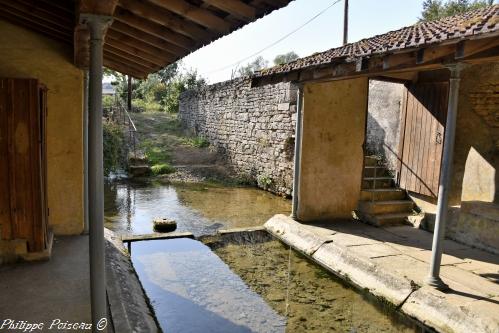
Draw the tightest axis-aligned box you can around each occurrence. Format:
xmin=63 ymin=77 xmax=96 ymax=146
xmin=103 ymin=121 xmax=126 ymax=175
xmin=151 ymin=163 xmax=175 ymax=175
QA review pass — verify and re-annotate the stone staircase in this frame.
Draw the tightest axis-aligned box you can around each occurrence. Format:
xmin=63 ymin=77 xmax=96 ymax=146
xmin=357 ymin=156 xmax=415 ymax=226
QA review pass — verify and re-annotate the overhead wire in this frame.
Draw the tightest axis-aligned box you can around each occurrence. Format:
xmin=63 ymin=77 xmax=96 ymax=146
xmin=203 ymin=0 xmax=343 ymax=75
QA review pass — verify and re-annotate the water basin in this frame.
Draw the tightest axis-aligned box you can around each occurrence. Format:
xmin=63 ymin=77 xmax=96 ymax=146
xmin=105 ymin=180 xmax=291 ymax=237
xmin=131 ymin=232 xmax=430 ymax=333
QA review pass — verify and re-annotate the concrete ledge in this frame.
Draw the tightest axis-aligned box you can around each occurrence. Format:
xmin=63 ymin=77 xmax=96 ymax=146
xmin=264 ymin=214 xmax=335 ymax=255
xmin=264 ymin=214 xmax=499 ymax=333
xmin=402 ymin=286 xmax=499 ymax=333
xmin=104 ymin=228 xmax=160 ymax=333
xmin=265 ymin=214 xmax=414 ymax=306
xmin=312 ymin=242 xmax=414 ymax=306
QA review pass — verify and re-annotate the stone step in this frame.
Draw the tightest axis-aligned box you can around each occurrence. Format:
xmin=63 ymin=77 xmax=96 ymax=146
xmin=362 ymin=177 xmax=394 ymax=189
xmin=363 ymin=166 xmax=391 ymax=178
xmin=128 ymin=165 xmax=151 ymax=177
xmin=371 ymin=213 xmax=411 ymax=226
xmin=360 ymin=188 xmax=406 ymax=201
xmin=358 ymin=200 xmax=414 ymax=215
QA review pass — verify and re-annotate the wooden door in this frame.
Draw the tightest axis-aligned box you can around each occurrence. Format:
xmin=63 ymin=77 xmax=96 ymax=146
xmin=399 ymin=82 xmax=449 ymax=198
xmin=0 ymin=78 xmax=48 ymax=252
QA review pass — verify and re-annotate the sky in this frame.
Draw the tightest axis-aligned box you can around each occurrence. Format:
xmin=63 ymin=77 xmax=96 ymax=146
xmin=181 ymin=0 xmax=426 ymax=83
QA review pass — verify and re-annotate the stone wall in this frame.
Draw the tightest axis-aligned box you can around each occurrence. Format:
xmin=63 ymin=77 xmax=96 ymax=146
xmin=179 ymin=78 xmax=297 ymax=196
xmin=366 ymin=80 xmax=405 ymax=172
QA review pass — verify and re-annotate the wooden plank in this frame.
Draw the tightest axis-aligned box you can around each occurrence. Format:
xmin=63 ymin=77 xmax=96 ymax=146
xmin=118 ymin=0 xmax=212 ymax=41
xmin=203 ymin=0 xmax=256 ymax=21
xmin=0 ymin=0 xmax=74 ymax=31
xmin=103 ymin=59 xmax=147 ymax=79
xmin=110 ymin=21 xmax=188 ymax=55
xmin=0 ymin=79 xmax=12 ymax=240
xmin=396 ymin=86 xmax=408 ymax=187
xmin=106 ymin=29 xmax=178 ymax=63
xmin=148 ymin=0 xmax=231 ymax=32
xmin=79 ymin=0 xmax=119 ymax=16
xmin=122 ymin=232 xmax=194 ymax=242
xmin=114 ymin=8 xmax=195 ymax=49
xmin=104 ymin=37 xmax=169 ymax=67
xmin=104 ymin=44 xmax=159 ymax=70
xmin=103 ymin=56 xmax=151 ymax=77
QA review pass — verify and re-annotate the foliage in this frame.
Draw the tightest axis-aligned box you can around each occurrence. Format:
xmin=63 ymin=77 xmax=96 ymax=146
xmin=103 ymin=121 xmax=126 ymax=175
xmin=102 ymin=95 xmax=115 ymax=109
xmin=273 ymin=51 xmax=299 ymax=65
xmin=103 ymin=62 xmax=206 ymax=113
xmin=420 ymin=0 xmax=493 ymax=21
xmin=257 ymin=175 xmax=273 ymax=189
xmin=236 ymin=56 xmax=269 ymax=77
xmin=140 ymin=139 xmax=170 ymax=165
xmin=181 ymin=135 xmax=210 ymax=148
xmin=151 ymin=163 xmax=175 ymax=175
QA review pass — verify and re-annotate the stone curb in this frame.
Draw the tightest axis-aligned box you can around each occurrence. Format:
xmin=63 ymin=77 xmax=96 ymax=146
xmin=104 ymin=228 xmax=160 ymax=333
xmin=402 ymin=286 xmax=499 ymax=333
xmin=264 ymin=214 xmax=414 ymax=306
xmin=264 ymin=214 xmax=499 ymax=333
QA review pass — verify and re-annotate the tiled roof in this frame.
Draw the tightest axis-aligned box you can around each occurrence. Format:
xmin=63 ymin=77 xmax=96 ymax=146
xmin=255 ymin=5 xmax=499 ymax=78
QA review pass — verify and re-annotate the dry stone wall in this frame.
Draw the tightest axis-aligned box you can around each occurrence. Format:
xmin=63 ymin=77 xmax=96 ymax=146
xmin=179 ymin=78 xmax=298 ymax=196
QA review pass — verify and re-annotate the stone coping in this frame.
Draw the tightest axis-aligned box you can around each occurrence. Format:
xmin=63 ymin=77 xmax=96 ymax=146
xmin=264 ymin=214 xmax=499 ymax=333
xmin=104 ymin=228 xmax=160 ymax=333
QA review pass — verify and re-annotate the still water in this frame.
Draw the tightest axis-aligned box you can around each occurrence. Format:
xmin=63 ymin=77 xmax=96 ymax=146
xmin=106 ymin=181 xmax=428 ymax=333
xmin=104 ymin=180 xmax=291 ymax=236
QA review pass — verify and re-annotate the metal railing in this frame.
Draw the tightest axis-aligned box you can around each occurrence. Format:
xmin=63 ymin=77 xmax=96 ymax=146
xmin=104 ymin=98 xmax=137 ymax=159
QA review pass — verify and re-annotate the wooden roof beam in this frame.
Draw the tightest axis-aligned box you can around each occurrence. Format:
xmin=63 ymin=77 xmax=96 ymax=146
xmin=104 ymin=58 xmax=147 ymax=79
xmin=104 ymin=38 xmax=170 ymax=66
xmin=104 ymin=44 xmax=159 ymax=70
xmin=148 ymin=0 xmax=231 ymax=32
xmin=113 ymin=8 xmax=195 ymax=50
xmin=3 ymin=0 xmax=74 ymax=28
xmin=118 ymin=0 xmax=212 ymax=41
xmin=202 ymin=0 xmax=256 ymax=21
xmin=106 ymin=29 xmax=178 ymax=63
xmin=103 ymin=50 xmax=157 ymax=72
xmin=110 ymin=21 xmax=187 ymax=56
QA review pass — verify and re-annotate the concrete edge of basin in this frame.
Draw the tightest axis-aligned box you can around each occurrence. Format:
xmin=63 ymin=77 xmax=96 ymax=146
xmin=264 ymin=214 xmax=498 ymax=333
xmin=104 ymin=228 xmax=161 ymax=333
xmin=401 ymin=286 xmax=499 ymax=333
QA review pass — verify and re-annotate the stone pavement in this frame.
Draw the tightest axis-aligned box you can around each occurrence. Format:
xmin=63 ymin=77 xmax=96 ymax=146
xmin=265 ymin=214 xmax=499 ymax=333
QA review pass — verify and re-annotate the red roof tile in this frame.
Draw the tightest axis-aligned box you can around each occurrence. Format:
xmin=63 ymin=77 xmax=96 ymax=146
xmin=255 ymin=5 xmax=499 ymax=78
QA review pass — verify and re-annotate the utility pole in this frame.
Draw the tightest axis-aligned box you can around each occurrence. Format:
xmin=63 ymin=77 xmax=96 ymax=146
xmin=127 ymin=75 xmax=132 ymax=111
xmin=343 ymin=0 xmax=349 ymax=45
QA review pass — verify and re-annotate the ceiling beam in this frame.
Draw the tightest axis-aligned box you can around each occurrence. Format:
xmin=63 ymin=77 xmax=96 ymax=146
xmin=103 ymin=50 xmax=156 ymax=73
xmin=202 ymin=0 xmax=256 ymax=21
xmin=79 ymin=0 xmax=119 ymax=16
xmin=0 ymin=12 xmax=72 ymax=44
xmin=148 ymin=0 xmax=231 ymax=32
xmin=104 ymin=37 xmax=169 ymax=66
xmin=110 ymin=21 xmax=187 ymax=56
xmin=113 ymin=8 xmax=195 ymax=50
xmin=104 ymin=58 xmax=147 ymax=79
xmin=118 ymin=0 xmax=212 ymax=41
xmin=4 ymin=0 xmax=74 ymax=28
xmin=106 ymin=29 xmax=177 ymax=63
xmin=104 ymin=44 xmax=159 ymax=70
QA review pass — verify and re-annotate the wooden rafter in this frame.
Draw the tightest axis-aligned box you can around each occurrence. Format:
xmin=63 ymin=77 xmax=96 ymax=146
xmin=203 ymin=0 xmax=256 ymax=21
xmin=106 ymin=29 xmax=178 ymax=63
xmin=109 ymin=21 xmax=187 ymax=56
xmin=118 ymin=0 xmax=212 ymax=41
xmin=148 ymin=0 xmax=231 ymax=32
xmin=104 ymin=44 xmax=159 ymax=70
xmin=113 ymin=8 xmax=195 ymax=49
xmin=105 ymin=37 xmax=168 ymax=66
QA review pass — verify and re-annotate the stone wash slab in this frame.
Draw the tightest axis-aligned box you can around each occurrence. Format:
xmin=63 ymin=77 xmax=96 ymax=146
xmin=264 ymin=214 xmax=334 ymax=255
xmin=402 ymin=286 xmax=499 ymax=333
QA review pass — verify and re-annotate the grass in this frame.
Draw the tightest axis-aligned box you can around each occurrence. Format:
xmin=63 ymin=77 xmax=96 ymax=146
xmin=151 ymin=163 xmax=175 ymax=175
xmin=181 ymin=135 xmax=210 ymax=148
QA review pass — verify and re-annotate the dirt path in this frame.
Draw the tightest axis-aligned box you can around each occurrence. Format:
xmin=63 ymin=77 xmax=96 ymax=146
xmin=130 ymin=111 xmax=236 ymax=183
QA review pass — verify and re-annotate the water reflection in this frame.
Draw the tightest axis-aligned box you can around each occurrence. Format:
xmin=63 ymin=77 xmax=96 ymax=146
xmin=131 ymin=238 xmax=286 ymax=332
xmin=104 ymin=180 xmax=291 ymax=237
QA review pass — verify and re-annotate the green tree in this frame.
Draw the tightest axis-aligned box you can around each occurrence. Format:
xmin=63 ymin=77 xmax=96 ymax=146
xmin=420 ymin=0 xmax=493 ymax=21
xmin=273 ymin=51 xmax=299 ymax=65
xmin=236 ymin=56 xmax=269 ymax=77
